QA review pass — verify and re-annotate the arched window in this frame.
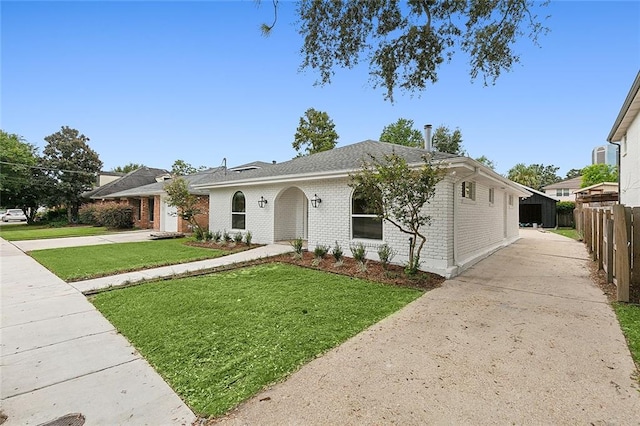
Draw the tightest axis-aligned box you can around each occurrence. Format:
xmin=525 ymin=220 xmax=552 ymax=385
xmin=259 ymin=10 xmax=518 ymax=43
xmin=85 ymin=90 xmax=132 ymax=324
xmin=232 ymin=191 xmax=246 ymax=229
xmin=352 ymin=186 xmax=382 ymax=240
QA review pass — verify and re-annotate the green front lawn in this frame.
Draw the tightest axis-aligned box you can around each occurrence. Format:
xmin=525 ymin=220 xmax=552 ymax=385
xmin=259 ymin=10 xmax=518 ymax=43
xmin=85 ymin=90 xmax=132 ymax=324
xmin=29 ymin=239 xmax=229 ymax=281
xmin=0 ymin=224 xmax=113 ymax=241
xmin=91 ymin=263 xmax=422 ymax=417
xmin=614 ymin=303 xmax=640 ymax=369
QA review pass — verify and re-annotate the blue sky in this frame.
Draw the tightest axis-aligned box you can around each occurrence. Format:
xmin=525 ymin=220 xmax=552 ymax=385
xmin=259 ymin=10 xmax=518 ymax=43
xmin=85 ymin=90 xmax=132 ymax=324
xmin=2 ymin=1 xmax=639 ymax=177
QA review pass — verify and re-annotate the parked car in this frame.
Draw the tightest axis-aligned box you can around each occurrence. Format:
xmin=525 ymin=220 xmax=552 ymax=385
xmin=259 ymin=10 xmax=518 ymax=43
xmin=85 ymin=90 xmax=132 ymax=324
xmin=2 ymin=209 xmax=27 ymax=222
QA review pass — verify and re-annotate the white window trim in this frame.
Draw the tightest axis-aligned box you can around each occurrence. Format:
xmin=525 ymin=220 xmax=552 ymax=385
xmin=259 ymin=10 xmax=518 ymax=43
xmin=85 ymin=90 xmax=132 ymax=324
xmin=231 ymin=191 xmax=246 ymax=230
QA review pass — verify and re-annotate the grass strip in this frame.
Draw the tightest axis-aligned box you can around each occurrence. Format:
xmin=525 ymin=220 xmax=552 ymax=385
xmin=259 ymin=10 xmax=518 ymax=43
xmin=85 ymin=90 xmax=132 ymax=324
xmin=91 ymin=263 xmax=422 ymax=417
xmin=614 ymin=303 xmax=640 ymax=369
xmin=29 ymin=239 xmax=228 ymax=281
xmin=0 ymin=224 xmax=113 ymax=241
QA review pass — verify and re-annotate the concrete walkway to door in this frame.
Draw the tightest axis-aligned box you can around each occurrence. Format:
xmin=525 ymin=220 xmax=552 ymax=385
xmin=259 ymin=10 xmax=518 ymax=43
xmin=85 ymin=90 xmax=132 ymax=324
xmin=215 ymin=229 xmax=640 ymax=425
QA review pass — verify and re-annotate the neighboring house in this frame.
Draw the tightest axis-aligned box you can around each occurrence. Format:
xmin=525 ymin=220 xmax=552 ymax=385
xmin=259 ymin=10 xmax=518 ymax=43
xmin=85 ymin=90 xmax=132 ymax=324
xmin=608 ymin=70 xmax=640 ymax=207
xmin=542 ymin=176 xmax=583 ymax=202
xmin=102 ymin=163 xmax=274 ymax=232
xmin=96 ymin=171 xmax=125 ymax=187
xmin=195 ymin=140 xmax=529 ymax=278
xmin=514 ymin=183 xmax=558 ymax=228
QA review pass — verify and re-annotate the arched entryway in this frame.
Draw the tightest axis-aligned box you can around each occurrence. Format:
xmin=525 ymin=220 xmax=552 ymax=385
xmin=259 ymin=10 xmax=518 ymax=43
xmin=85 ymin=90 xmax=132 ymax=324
xmin=274 ymin=187 xmax=308 ymax=242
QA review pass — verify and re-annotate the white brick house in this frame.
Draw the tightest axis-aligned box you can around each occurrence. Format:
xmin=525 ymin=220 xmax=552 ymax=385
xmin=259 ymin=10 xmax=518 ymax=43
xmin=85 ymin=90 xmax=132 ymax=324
xmin=608 ymin=70 xmax=640 ymax=207
xmin=196 ymin=141 xmax=529 ymax=278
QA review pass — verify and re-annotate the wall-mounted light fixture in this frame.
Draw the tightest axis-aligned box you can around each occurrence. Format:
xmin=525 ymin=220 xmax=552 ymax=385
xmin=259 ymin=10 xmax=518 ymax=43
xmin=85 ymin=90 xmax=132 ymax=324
xmin=258 ymin=196 xmax=268 ymax=208
xmin=310 ymin=194 xmax=322 ymax=208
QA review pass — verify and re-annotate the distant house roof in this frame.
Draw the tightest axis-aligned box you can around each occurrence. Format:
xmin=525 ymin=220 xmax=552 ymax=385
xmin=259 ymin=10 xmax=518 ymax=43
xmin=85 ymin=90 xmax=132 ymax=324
xmin=608 ymin=70 xmax=640 ymax=142
xmin=84 ymin=167 xmax=169 ymax=199
xmin=542 ymin=176 xmax=583 ymax=191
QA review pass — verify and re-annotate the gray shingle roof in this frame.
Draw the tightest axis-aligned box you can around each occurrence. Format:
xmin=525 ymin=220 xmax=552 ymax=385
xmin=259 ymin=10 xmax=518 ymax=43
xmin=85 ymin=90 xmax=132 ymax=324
xmin=196 ymin=140 xmax=457 ymax=187
xmin=84 ymin=167 xmax=169 ymax=199
xmin=542 ymin=176 xmax=583 ymax=190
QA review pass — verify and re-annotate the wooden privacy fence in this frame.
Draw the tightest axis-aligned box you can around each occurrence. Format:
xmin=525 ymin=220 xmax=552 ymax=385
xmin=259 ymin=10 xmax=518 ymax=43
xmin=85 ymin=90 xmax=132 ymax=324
xmin=576 ymin=204 xmax=640 ymax=302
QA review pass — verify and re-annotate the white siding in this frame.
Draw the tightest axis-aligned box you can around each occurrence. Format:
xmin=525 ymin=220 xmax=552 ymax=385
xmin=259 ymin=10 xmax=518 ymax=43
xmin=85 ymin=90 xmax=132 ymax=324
xmin=620 ymin=115 xmax=640 ymax=206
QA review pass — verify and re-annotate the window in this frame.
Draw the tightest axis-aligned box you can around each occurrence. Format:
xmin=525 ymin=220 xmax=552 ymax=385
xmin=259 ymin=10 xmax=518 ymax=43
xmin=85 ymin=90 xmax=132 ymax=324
xmin=462 ymin=181 xmax=475 ymax=200
xmin=556 ymin=188 xmax=570 ymax=197
xmin=352 ymin=186 xmax=382 ymax=240
xmin=489 ymin=188 xmax=495 ymax=204
xmin=148 ymin=197 xmax=155 ymax=222
xmin=231 ymin=191 xmax=245 ymax=229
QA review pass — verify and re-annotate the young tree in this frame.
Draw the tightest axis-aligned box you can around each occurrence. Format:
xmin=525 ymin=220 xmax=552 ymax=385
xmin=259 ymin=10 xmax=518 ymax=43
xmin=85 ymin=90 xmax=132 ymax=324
xmin=432 ymin=125 xmax=464 ymax=155
xmin=164 ymin=177 xmax=206 ymax=235
xmin=379 ymin=118 xmax=424 ymax=147
xmin=288 ymin=1 xmax=549 ymax=101
xmin=42 ymin=126 xmax=102 ymax=222
xmin=112 ymin=163 xmax=146 ymax=174
xmin=581 ymin=164 xmax=618 ymax=188
xmin=171 ymin=159 xmax=206 ymax=176
xmin=349 ymin=153 xmax=445 ymax=274
xmin=292 ymin=108 xmax=339 ymax=157
xmin=475 ymin=155 xmax=496 ymax=170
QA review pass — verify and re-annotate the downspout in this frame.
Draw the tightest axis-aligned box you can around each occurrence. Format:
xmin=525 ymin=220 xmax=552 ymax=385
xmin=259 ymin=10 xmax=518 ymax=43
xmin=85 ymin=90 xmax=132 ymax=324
xmin=607 ymin=139 xmax=621 ymax=204
xmin=452 ymin=166 xmax=480 ymax=275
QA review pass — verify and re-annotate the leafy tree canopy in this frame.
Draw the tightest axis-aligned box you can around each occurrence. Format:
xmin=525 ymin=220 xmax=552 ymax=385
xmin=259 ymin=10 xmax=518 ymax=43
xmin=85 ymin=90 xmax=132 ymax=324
xmin=292 ymin=107 xmax=339 ymax=157
xmin=171 ymin=159 xmax=206 ymax=176
xmin=565 ymin=168 xmax=582 ymax=179
xmin=432 ymin=125 xmax=464 ymax=155
xmin=379 ymin=118 xmax=424 ymax=147
xmin=287 ymin=0 xmax=549 ymax=101
xmin=42 ymin=126 xmax=102 ymax=222
xmin=349 ymin=152 xmax=445 ymax=274
xmin=580 ymin=164 xmax=618 ymax=188
xmin=113 ymin=163 xmax=146 ymax=174
xmin=475 ymin=155 xmax=496 ymax=170
xmin=0 ymin=131 xmax=36 ymax=207
xmin=507 ymin=163 xmax=560 ymax=191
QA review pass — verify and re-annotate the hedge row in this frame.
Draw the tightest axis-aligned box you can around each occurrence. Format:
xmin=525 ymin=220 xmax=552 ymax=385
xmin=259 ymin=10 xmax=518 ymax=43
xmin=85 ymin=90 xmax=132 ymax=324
xmin=79 ymin=203 xmax=134 ymax=229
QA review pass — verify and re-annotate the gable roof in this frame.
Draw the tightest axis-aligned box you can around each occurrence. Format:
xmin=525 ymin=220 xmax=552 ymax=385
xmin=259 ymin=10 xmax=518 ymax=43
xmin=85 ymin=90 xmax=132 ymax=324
xmin=514 ymin=183 xmax=557 ymax=201
xmin=84 ymin=167 xmax=169 ymax=199
xmin=608 ymin=70 xmax=640 ymax=142
xmin=542 ymin=176 xmax=583 ymax=191
xmin=574 ymin=182 xmax=618 ymax=194
xmin=195 ymin=140 xmax=459 ymax=188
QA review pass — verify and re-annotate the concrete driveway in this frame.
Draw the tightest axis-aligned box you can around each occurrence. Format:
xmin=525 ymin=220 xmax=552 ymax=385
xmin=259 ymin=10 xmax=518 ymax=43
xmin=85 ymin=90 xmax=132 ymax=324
xmin=215 ymin=229 xmax=640 ymax=425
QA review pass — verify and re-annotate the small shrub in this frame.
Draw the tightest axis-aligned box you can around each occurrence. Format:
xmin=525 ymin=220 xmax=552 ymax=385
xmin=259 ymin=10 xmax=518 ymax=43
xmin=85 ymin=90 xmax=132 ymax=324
xmin=194 ymin=227 xmax=205 ymax=241
xmin=291 ymin=237 xmax=304 ymax=259
xmin=404 ymin=256 xmax=421 ymax=276
xmin=332 ymin=241 xmax=343 ymax=263
xmin=212 ymin=231 xmax=222 ymax=243
xmin=244 ymin=231 xmax=253 ymax=246
xmin=204 ymin=230 xmax=213 ymax=242
xmin=377 ymin=244 xmax=396 ymax=270
xmin=223 ymin=230 xmax=231 ymax=242
xmin=350 ymin=242 xmax=367 ymax=263
xmin=96 ymin=204 xmax=134 ymax=229
xmin=234 ymin=232 xmax=243 ymax=244
xmin=48 ymin=219 xmax=69 ymax=228
xmin=313 ymin=244 xmax=329 ymax=259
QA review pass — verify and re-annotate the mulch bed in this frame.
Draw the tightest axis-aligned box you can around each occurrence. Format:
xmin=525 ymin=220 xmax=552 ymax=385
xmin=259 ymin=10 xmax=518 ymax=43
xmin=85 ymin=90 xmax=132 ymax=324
xmin=267 ymin=251 xmax=445 ymax=291
xmin=184 ymin=241 xmax=444 ymax=291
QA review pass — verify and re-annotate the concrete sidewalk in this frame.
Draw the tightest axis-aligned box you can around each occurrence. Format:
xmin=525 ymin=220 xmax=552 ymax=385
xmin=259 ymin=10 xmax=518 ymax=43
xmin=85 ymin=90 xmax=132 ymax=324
xmin=71 ymin=243 xmax=293 ymax=294
xmin=215 ymin=230 xmax=640 ymax=424
xmin=0 ymin=238 xmax=196 ymax=425
xmin=10 ymin=229 xmax=155 ymax=252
